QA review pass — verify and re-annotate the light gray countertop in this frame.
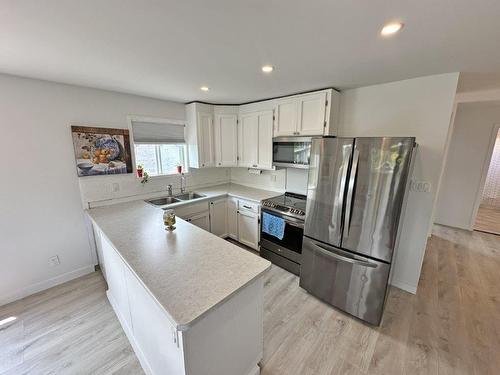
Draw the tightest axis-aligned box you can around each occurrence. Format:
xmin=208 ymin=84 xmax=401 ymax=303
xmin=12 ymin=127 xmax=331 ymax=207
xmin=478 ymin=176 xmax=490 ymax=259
xmin=197 ymin=183 xmax=281 ymax=202
xmin=87 ymin=184 xmax=274 ymax=331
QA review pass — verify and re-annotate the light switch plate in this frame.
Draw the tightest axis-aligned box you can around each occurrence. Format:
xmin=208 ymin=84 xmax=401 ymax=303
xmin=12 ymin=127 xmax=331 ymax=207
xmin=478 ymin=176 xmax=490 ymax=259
xmin=410 ymin=180 xmax=431 ymax=193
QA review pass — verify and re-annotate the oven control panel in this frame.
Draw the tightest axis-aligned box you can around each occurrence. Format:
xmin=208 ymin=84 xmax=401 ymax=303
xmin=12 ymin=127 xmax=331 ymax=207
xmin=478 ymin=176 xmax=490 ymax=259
xmin=262 ymin=200 xmax=305 ymax=217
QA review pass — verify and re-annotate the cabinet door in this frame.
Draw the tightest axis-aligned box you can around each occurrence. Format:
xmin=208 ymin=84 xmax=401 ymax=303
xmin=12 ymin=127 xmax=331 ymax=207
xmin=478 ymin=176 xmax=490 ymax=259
xmin=274 ymin=99 xmax=298 ymax=136
xmin=125 ymin=268 xmax=186 ymax=375
xmin=187 ymin=211 xmax=210 ymax=231
xmin=257 ymin=111 xmax=274 ymax=169
xmin=237 ymin=209 xmax=259 ymax=250
xmin=214 ymin=114 xmax=238 ymax=167
xmin=227 ymin=197 xmax=238 ymax=240
xmin=93 ymin=226 xmax=106 ymax=280
xmin=101 ymin=236 xmax=132 ymax=329
xmin=238 ymin=113 xmax=259 ymax=168
xmin=197 ymin=112 xmax=214 ymax=167
xmin=297 ymin=92 xmax=327 ymax=135
xmin=209 ymin=199 xmax=228 ymax=237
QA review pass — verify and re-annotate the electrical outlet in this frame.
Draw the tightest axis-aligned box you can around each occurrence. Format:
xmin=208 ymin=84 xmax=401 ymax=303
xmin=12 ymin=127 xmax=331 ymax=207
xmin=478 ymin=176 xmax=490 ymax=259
xmin=270 ymin=174 xmax=277 ymax=182
xmin=410 ymin=180 xmax=431 ymax=193
xmin=107 ymin=182 xmax=120 ymax=193
xmin=49 ymin=255 xmax=60 ymax=267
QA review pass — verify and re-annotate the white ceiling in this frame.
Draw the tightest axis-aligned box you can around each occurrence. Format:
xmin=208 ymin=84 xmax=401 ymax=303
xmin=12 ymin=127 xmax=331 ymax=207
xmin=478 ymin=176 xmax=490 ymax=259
xmin=2 ymin=0 xmax=500 ymax=103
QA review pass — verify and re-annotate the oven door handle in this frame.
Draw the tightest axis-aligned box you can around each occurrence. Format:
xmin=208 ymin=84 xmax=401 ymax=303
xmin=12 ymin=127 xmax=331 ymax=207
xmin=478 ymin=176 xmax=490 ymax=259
xmin=309 ymin=242 xmax=377 ymax=268
xmin=285 ymin=220 xmax=304 ymax=229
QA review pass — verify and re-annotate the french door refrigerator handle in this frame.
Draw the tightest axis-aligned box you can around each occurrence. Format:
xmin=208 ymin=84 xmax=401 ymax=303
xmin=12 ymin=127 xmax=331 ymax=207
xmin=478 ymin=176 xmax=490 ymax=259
xmin=344 ymin=148 xmax=359 ymax=238
xmin=309 ymin=241 xmax=377 ymax=268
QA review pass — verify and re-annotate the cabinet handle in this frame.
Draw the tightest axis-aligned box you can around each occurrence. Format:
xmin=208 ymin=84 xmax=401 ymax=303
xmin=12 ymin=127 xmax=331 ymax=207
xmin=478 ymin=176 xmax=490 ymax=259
xmin=252 ymin=164 xmax=258 ymax=167
xmin=243 ymin=205 xmax=252 ymax=209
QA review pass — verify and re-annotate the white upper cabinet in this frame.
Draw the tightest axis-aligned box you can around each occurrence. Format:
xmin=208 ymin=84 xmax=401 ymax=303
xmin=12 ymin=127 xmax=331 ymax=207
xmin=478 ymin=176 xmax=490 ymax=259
xmin=297 ymin=91 xmax=327 ymax=135
xmin=274 ymin=99 xmax=298 ymax=136
xmin=238 ymin=112 xmax=259 ymax=168
xmin=198 ymin=112 xmax=214 ymax=167
xmin=273 ymin=89 xmax=339 ymax=137
xmin=186 ymin=89 xmax=339 ymax=169
xmin=186 ymin=102 xmax=214 ymax=168
xmin=238 ymin=110 xmax=273 ymax=170
xmin=214 ymin=108 xmax=238 ymax=167
xmin=257 ymin=111 xmax=273 ymax=169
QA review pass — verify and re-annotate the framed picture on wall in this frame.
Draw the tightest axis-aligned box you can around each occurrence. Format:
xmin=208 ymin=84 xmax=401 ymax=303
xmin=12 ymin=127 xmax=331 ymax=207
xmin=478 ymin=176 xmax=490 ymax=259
xmin=71 ymin=125 xmax=133 ymax=177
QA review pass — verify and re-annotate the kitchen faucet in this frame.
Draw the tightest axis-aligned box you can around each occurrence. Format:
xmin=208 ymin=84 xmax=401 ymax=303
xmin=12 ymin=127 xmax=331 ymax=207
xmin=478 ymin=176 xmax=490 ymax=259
xmin=167 ymin=184 xmax=173 ymax=197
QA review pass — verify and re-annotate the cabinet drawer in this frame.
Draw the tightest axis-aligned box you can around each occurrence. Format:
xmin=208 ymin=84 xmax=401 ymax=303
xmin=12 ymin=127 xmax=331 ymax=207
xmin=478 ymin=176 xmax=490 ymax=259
xmin=174 ymin=201 xmax=209 ymax=219
xmin=238 ymin=199 xmax=259 ymax=214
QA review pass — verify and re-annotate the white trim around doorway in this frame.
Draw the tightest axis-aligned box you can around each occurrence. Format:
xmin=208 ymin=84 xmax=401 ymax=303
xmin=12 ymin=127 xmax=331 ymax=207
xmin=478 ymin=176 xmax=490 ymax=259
xmin=470 ymin=123 xmax=500 ymax=230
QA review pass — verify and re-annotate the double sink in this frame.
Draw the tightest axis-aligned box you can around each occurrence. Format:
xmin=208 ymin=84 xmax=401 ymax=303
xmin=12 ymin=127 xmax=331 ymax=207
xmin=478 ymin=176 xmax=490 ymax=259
xmin=146 ymin=192 xmax=206 ymax=207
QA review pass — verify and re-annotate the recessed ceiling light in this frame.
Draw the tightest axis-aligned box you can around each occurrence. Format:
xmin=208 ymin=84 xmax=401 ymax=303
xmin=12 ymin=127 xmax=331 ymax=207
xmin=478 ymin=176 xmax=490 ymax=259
xmin=200 ymin=86 xmax=209 ymax=92
xmin=262 ymin=65 xmax=274 ymax=73
xmin=381 ymin=22 xmax=404 ymax=36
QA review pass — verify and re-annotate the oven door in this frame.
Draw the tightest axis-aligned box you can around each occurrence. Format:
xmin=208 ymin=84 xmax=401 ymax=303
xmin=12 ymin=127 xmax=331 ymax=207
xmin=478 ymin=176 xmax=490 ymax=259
xmin=273 ymin=137 xmax=312 ymax=168
xmin=260 ymin=209 xmax=304 ymax=264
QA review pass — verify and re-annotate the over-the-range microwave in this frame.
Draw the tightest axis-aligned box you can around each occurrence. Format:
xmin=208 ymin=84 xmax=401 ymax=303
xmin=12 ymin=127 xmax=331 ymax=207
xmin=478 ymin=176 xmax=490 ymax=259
xmin=272 ymin=137 xmax=312 ymax=169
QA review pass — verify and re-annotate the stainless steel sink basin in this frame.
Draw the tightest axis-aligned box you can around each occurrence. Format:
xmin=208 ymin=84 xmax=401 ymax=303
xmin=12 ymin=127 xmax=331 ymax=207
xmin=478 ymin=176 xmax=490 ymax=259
xmin=175 ymin=192 xmax=206 ymax=201
xmin=146 ymin=197 xmax=181 ymax=206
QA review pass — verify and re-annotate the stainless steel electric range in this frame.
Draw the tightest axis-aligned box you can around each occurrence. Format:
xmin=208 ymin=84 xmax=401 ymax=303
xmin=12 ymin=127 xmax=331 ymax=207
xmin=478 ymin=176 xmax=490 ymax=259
xmin=260 ymin=192 xmax=306 ymax=275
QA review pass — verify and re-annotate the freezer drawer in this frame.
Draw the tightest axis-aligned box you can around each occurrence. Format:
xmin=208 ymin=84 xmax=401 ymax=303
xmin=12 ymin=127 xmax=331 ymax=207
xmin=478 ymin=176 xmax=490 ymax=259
xmin=299 ymin=236 xmax=390 ymax=325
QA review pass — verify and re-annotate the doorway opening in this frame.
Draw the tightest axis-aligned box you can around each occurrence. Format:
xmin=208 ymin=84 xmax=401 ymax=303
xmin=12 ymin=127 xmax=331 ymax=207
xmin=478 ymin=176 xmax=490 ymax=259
xmin=474 ymin=126 xmax=500 ymax=235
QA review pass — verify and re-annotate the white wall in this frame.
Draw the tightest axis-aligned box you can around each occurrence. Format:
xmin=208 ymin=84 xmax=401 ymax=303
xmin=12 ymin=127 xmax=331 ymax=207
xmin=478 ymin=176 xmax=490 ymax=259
xmin=435 ymin=101 xmax=500 ymax=229
xmin=229 ymin=168 xmax=285 ymax=192
xmin=0 ymin=74 xmax=192 ymax=305
xmin=339 ymin=72 xmax=459 ymax=293
xmin=286 ymin=168 xmax=308 ymax=195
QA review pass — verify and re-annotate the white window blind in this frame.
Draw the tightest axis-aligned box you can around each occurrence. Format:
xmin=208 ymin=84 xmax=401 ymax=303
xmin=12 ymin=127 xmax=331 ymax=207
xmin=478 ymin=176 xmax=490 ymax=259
xmin=131 ymin=120 xmax=185 ymax=144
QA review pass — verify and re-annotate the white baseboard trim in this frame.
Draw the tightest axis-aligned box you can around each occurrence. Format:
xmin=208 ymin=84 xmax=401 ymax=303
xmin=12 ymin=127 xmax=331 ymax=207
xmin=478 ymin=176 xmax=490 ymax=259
xmin=0 ymin=264 xmax=95 ymax=306
xmin=247 ymin=365 xmax=261 ymax=375
xmin=390 ymin=279 xmax=417 ymax=294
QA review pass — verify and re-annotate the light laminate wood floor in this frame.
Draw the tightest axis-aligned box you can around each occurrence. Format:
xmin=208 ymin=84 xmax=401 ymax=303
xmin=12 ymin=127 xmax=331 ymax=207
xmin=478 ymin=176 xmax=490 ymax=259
xmin=474 ymin=204 xmax=500 ymax=235
xmin=1 ymin=225 xmax=499 ymax=375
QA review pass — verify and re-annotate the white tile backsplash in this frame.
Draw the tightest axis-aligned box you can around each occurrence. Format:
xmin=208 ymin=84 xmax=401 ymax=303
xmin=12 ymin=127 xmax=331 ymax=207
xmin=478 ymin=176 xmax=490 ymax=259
xmin=79 ymin=167 xmax=231 ymax=207
xmin=286 ymin=168 xmax=309 ymax=195
xmin=229 ymin=168 xmax=286 ymax=192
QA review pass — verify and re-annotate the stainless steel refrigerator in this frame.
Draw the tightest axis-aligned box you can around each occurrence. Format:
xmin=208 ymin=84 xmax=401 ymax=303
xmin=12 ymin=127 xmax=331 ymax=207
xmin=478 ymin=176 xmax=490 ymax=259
xmin=300 ymin=137 xmax=416 ymax=325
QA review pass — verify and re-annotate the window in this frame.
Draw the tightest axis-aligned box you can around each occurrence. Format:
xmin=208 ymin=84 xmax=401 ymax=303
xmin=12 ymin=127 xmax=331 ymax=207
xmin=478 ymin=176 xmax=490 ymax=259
xmin=129 ymin=116 xmax=187 ymax=177
xmin=134 ymin=143 xmax=188 ymax=176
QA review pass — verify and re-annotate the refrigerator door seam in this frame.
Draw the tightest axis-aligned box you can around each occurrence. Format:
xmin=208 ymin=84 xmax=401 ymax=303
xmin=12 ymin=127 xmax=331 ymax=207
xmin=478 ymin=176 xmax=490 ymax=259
xmin=344 ymin=148 xmax=359 ymax=238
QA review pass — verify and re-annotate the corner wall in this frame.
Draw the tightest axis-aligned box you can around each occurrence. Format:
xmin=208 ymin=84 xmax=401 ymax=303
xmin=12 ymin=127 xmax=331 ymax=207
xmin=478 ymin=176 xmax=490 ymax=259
xmin=0 ymin=74 xmax=187 ymax=305
xmin=435 ymin=101 xmax=500 ymax=229
xmin=339 ymin=72 xmax=459 ymax=293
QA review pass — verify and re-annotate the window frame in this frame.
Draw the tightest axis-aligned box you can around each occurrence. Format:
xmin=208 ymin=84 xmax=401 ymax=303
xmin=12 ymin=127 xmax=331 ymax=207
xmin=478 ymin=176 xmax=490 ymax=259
xmin=127 ymin=115 xmax=190 ymax=178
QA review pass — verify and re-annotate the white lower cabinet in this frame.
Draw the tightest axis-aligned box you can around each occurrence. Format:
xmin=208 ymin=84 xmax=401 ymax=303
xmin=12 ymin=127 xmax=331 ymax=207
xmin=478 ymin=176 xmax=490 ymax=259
xmin=237 ymin=209 xmax=259 ymax=250
xmin=174 ymin=201 xmax=210 ymax=231
xmin=94 ymin=224 xmax=265 ymax=375
xmin=125 ymin=265 xmax=185 ymax=374
xmin=227 ymin=197 xmax=238 ymax=240
xmin=173 ymin=197 xmax=259 ymax=249
xmin=186 ymin=211 xmax=210 ymax=231
xmin=209 ymin=199 xmax=228 ymax=237
xmin=101 ymin=235 xmax=131 ymax=328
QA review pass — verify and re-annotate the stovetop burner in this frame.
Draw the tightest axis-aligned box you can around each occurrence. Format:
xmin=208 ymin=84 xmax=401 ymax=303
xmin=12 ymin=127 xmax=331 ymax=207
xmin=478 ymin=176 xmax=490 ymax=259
xmin=262 ymin=192 xmax=307 ymax=219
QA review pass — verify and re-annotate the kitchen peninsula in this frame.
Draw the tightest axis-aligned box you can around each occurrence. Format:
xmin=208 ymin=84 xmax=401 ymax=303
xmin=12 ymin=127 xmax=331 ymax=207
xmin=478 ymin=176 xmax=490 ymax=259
xmin=87 ymin=199 xmax=271 ymax=375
